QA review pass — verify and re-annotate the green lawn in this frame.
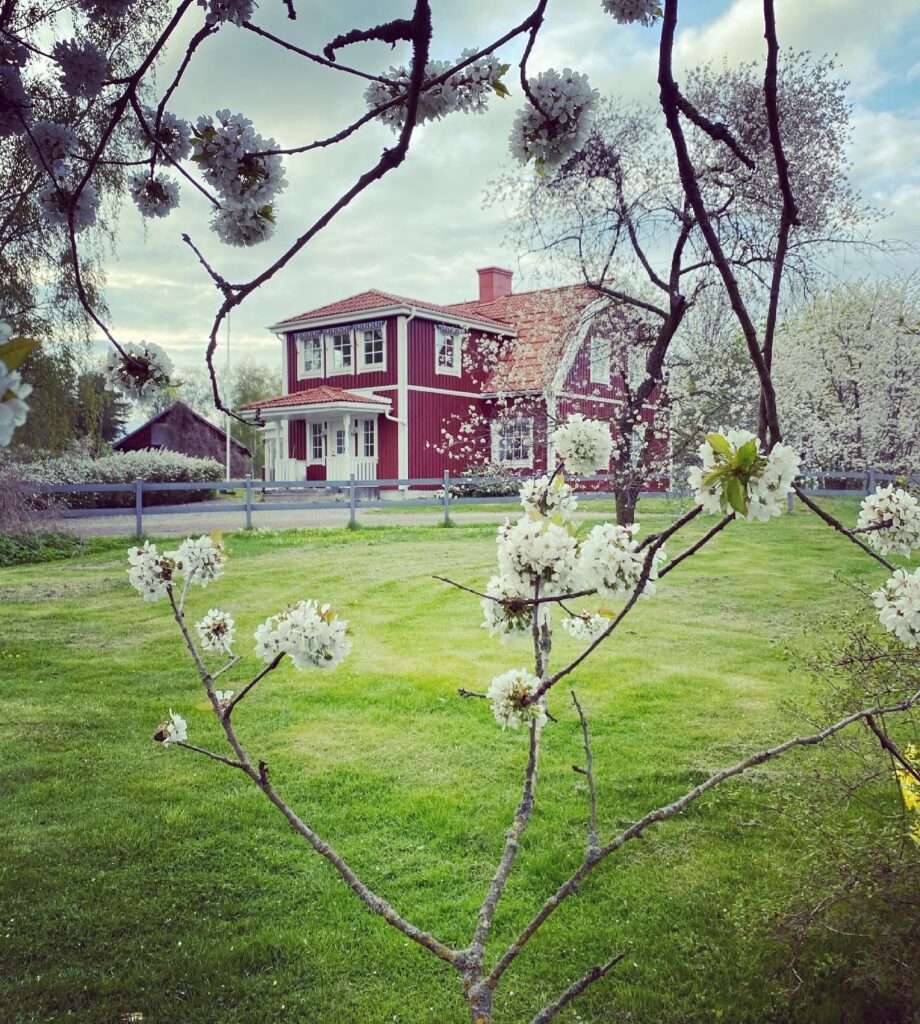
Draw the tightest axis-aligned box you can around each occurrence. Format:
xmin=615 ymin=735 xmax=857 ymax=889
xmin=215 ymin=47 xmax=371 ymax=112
xmin=0 ymin=502 xmax=915 ymax=1023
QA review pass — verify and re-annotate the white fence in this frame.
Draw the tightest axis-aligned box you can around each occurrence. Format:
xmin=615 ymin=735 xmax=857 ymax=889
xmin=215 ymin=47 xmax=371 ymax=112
xmin=29 ymin=468 xmax=915 ymax=537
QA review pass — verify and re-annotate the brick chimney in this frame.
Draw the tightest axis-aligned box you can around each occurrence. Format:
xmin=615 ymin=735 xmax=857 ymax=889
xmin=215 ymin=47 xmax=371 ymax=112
xmin=477 ymin=266 xmax=513 ymax=304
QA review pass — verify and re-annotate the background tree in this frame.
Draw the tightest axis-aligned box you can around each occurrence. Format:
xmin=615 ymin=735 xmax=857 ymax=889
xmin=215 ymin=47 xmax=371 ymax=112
xmin=773 ymin=277 xmax=920 ymax=475
xmin=496 ymin=54 xmax=873 ymax=521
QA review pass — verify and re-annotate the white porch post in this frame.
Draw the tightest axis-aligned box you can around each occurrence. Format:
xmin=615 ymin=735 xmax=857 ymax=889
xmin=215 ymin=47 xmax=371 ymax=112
xmin=343 ymin=412 xmax=352 ymax=479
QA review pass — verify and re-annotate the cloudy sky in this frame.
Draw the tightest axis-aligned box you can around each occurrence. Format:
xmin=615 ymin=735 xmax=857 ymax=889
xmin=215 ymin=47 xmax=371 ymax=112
xmin=102 ymin=0 xmax=920 ymax=376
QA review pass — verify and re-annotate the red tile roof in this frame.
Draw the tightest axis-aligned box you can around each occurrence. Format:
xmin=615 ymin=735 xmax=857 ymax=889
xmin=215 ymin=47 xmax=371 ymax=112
xmin=241 ymin=386 xmax=390 ymax=411
xmin=276 ymin=289 xmax=511 ymax=332
xmin=447 ymin=285 xmax=599 ymax=391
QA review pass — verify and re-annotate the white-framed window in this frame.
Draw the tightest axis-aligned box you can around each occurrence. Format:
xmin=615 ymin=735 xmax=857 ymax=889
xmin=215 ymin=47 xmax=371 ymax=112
xmin=310 ymin=422 xmax=324 ymax=461
xmin=589 ymin=335 xmax=611 ymax=385
xmin=491 ymin=417 xmax=534 ymax=467
xmin=362 ymin=418 xmax=376 ymax=458
xmin=335 ymin=428 xmax=346 ymax=455
xmin=435 ymin=325 xmax=462 ymax=376
xmin=297 ymin=333 xmax=323 ymax=378
xmin=360 ymin=327 xmax=386 ymax=370
xmin=328 ymin=331 xmax=353 ymax=373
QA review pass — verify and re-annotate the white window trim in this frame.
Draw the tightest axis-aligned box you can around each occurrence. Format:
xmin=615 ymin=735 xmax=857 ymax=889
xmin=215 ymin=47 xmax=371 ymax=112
xmin=435 ymin=325 xmax=462 ymax=378
xmin=361 ymin=418 xmax=377 ymax=458
xmin=589 ymin=335 xmax=611 ymax=386
xmin=358 ymin=325 xmax=387 ymax=373
xmin=491 ymin=417 xmax=534 ymax=468
xmin=326 ymin=330 xmax=355 ymax=376
xmin=296 ymin=334 xmax=324 ymax=380
xmin=309 ymin=421 xmax=325 ymax=464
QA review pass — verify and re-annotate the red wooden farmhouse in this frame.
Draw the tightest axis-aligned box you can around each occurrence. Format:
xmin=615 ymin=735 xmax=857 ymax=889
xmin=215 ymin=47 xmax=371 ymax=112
xmin=242 ymin=267 xmax=663 ymax=486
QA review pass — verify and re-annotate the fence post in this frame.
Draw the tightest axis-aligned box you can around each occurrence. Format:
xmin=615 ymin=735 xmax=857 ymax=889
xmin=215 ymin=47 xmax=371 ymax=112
xmin=349 ymin=473 xmax=356 ymax=528
xmin=443 ymin=468 xmax=451 ymax=525
xmin=787 ymin=491 xmax=794 ymax=515
xmin=134 ymin=478 xmax=143 ymax=537
xmin=866 ymin=467 xmax=876 ymax=495
xmin=244 ymin=473 xmax=253 ymax=530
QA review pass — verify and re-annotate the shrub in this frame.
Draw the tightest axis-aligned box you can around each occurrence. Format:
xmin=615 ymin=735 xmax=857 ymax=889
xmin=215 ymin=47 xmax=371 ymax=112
xmin=19 ymin=449 xmax=223 ymax=509
xmin=446 ymin=461 xmax=522 ymax=498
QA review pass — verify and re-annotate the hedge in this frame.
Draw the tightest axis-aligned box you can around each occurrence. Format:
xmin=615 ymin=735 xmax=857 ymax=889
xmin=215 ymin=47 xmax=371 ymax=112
xmin=19 ymin=449 xmax=224 ymax=509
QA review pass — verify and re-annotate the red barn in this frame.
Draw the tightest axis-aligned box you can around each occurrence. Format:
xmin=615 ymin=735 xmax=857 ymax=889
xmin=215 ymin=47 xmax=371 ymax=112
xmin=242 ymin=268 xmax=666 ymax=486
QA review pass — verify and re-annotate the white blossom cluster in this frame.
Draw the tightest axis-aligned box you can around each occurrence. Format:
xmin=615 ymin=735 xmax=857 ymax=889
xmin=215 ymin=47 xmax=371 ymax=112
xmin=551 ymin=414 xmax=613 ymax=476
xmin=195 ymin=609 xmax=236 ymax=653
xmin=561 ymin=612 xmax=609 ymax=642
xmin=497 ymin=516 xmax=579 ymax=594
xmin=174 ymin=535 xmax=225 ymax=587
xmin=156 ymin=709 xmax=188 ymax=746
xmin=129 ymin=171 xmax=180 ymax=219
xmin=579 ymin=522 xmax=664 ymax=598
xmin=873 ymin=569 xmax=920 ymax=648
xmin=26 ymin=121 xmax=79 ymax=175
xmin=197 ymin=0 xmax=258 ymax=26
xmin=487 ymin=668 xmax=547 ymax=730
xmin=365 ymin=50 xmax=507 ymax=131
xmin=481 ymin=573 xmax=534 ymax=641
xmin=519 ymin=475 xmax=577 ymax=521
xmin=104 ymin=340 xmax=174 ymax=400
xmin=509 ymin=68 xmax=598 ymax=169
xmin=127 ymin=541 xmax=177 ymax=601
xmin=191 ymin=110 xmax=286 ymax=246
xmin=857 ymin=486 xmax=920 ymax=559
xmin=0 ymin=357 xmax=32 ymax=446
xmin=135 ymin=106 xmax=192 ymax=161
xmin=51 ymin=39 xmax=108 ymax=100
xmin=126 ymin=536 xmax=224 ymax=601
xmin=254 ymin=600 xmax=351 ymax=670
xmin=688 ymin=429 xmax=800 ymax=522
xmin=601 ymin=0 xmax=661 ymax=26
xmin=0 ymin=37 xmax=30 ymax=138
xmin=747 ymin=443 xmax=800 ymax=522
xmin=37 ymin=178 xmax=99 ymax=232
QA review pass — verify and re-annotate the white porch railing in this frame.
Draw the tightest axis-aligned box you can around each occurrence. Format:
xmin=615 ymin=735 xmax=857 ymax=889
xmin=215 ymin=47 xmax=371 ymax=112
xmin=325 ymin=455 xmax=378 ymax=481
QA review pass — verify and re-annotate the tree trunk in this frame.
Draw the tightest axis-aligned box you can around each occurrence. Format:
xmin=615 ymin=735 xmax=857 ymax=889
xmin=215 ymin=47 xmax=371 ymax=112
xmin=615 ymin=486 xmax=638 ymax=525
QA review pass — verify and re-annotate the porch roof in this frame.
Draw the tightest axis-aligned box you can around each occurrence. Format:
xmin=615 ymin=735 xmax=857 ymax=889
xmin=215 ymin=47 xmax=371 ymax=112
xmin=241 ymin=386 xmax=390 ymax=415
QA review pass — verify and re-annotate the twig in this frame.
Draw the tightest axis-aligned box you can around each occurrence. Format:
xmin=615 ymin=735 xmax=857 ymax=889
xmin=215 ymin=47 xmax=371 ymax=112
xmin=225 ymin=652 xmax=284 ymax=715
xmin=658 ymin=513 xmax=733 ymax=577
xmin=529 ymin=951 xmax=626 ymax=1024
xmin=487 ymin=685 xmax=920 ymax=988
xmin=571 ymin=691 xmax=599 ymax=853
xmin=792 ymin=486 xmax=895 ymax=572
xmin=865 ymin=714 xmax=920 ymax=785
xmin=175 ymin=740 xmax=245 ymax=770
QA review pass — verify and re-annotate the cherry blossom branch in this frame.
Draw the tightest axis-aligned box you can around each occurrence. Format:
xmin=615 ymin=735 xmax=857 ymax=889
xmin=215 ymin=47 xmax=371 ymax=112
xmin=224 ymin=653 xmax=284 ymax=715
xmin=175 ymin=740 xmax=245 ymax=770
xmin=571 ymin=691 xmax=599 ymax=854
xmin=469 ymin=718 xmax=542 ymax=960
xmin=487 ymin=685 xmax=920 ymax=989
xmin=243 ymin=21 xmax=386 ymax=82
xmin=792 ymin=486 xmax=896 ymax=572
xmin=529 ymin=951 xmax=627 ymax=1024
xmin=164 ymin=588 xmax=461 ymax=967
xmin=658 ymin=513 xmax=734 ymax=578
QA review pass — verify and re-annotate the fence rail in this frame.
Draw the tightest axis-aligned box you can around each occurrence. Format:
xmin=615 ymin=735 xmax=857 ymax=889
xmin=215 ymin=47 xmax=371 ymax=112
xmin=27 ymin=468 xmax=917 ymax=537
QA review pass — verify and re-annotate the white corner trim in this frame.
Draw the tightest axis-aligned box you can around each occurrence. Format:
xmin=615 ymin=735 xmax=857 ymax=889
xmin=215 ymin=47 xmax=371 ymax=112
xmin=550 ymin=296 xmax=610 ymax=395
xmin=396 ymin=315 xmax=409 ymax=480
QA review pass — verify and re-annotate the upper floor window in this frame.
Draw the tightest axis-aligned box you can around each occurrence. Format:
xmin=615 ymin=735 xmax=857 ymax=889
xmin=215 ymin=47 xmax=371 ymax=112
xmin=329 ymin=331 xmax=353 ymax=372
xmin=590 ymin=335 xmax=611 ymax=385
xmin=491 ymin=417 xmax=533 ymax=467
xmin=435 ymin=325 xmax=462 ymax=377
xmin=360 ymin=327 xmax=385 ymax=370
xmin=297 ymin=333 xmax=323 ymax=378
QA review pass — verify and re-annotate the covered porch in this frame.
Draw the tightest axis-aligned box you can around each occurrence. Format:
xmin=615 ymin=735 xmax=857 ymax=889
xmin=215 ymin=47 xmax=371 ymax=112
xmin=241 ymin=387 xmax=391 ymax=484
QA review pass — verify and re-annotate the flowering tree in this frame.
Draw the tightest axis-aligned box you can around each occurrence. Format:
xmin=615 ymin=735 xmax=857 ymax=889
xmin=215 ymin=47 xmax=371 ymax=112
xmin=773 ymin=278 xmax=920 ymax=475
xmin=5 ymin=0 xmax=920 ymax=1019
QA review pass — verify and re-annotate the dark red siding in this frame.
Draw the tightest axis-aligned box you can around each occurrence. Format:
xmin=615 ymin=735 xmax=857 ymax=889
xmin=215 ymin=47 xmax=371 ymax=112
xmin=408 ymin=317 xmax=485 ymax=392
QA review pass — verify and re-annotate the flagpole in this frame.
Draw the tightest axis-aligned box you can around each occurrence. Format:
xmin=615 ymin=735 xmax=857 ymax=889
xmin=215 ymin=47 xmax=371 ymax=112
xmin=225 ymin=314 xmax=231 ymax=481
